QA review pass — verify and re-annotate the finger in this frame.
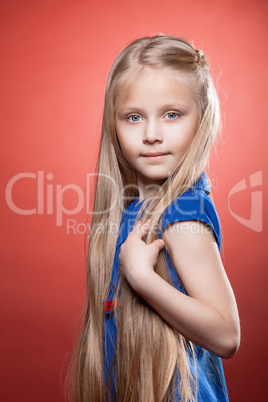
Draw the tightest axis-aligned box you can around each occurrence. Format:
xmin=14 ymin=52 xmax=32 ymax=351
xmin=151 ymin=238 xmax=165 ymax=252
xmin=135 ymin=220 xmax=151 ymax=239
xmin=156 ymin=238 xmax=165 ymax=249
xmin=131 ymin=220 xmax=142 ymax=234
xmin=133 ymin=218 xmax=150 ymax=232
xmin=134 ymin=220 xmax=142 ymax=229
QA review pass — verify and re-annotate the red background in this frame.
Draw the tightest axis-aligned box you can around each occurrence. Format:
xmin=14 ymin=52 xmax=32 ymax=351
xmin=1 ymin=0 xmax=267 ymax=401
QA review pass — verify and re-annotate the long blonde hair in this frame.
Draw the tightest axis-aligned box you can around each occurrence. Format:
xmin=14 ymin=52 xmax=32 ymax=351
xmin=67 ymin=35 xmax=221 ymax=401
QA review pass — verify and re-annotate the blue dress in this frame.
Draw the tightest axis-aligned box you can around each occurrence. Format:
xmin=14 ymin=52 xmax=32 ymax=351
xmin=103 ymin=172 xmax=229 ymax=401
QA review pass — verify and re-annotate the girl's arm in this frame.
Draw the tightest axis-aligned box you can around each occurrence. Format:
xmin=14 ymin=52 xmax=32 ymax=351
xmin=119 ymin=220 xmax=240 ymax=359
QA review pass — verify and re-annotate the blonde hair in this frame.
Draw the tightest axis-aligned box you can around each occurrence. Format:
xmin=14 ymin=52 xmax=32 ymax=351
xmin=67 ymin=35 xmax=221 ymax=401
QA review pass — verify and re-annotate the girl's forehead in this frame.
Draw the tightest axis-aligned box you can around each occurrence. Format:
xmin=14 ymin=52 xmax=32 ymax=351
xmin=126 ymin=66 xmax=188 ymax=89
xmin=115 ymin=66 xmax=197 ymax=110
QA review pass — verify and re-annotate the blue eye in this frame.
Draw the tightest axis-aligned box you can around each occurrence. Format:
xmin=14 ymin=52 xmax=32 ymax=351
xmin=127 ymin=115 xmax=141 ymax=123
xmin=165 ymin=112 xmax=179 ymax=120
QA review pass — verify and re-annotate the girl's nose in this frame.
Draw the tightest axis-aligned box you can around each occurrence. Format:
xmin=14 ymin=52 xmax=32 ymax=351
xmin=143 ymin=120 xmax=163 ymax=144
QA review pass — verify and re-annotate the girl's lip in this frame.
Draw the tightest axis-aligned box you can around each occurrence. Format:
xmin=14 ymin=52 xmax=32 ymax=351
xmin=141 ymin=153 xmax=170 ymax=163
xmin=141 ymin=152 xmax=170 ymax=157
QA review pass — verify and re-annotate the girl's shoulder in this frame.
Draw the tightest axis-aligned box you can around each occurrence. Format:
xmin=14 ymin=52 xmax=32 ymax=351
xmin=162 ymin=172 xmax=221 ymax=251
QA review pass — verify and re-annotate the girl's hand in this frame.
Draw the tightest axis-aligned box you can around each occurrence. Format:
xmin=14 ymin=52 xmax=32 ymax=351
xmin=119 ymin=219 xmax=164 ymax=290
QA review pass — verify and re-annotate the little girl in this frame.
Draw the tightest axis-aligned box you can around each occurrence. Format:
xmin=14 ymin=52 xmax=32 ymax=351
xmin=69 ymin=35 xmax=240 ymax=401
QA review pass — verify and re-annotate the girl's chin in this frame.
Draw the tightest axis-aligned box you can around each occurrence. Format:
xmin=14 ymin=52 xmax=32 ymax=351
xmin=137 ymin=176 xmax=169 ymax=188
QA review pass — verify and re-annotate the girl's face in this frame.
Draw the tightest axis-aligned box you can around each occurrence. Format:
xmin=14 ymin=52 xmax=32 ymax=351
xmin=115 ymin=67 xmax=200 ymax=197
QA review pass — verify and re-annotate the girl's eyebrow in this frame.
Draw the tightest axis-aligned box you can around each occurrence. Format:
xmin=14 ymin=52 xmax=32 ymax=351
xmin=117 ymin=103 xmax=190 ymax=115
xmin=117 ymin=107 xmax=144 ymax=115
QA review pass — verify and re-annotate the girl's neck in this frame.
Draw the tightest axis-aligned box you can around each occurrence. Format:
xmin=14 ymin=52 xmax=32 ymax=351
xmin=137 ymin=176 xmax=166 ymax=202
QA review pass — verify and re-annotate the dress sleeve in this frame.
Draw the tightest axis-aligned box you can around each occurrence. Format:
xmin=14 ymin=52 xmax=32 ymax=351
xmin=161 ymin=188 xmax=221 ymax=252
